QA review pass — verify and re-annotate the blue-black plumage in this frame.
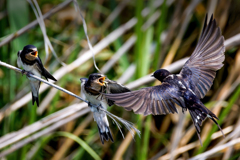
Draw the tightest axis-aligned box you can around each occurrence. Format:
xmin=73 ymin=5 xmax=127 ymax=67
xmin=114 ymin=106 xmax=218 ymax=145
xmin=17 ymin=45 xmax=57 ymax=107
xmin=105 ymin=14 xmax=225 ymax=145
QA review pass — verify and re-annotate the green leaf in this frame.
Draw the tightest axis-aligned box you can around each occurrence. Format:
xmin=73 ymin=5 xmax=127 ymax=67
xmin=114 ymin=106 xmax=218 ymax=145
xmin=54 ymin=131 xmax=101 ymax=160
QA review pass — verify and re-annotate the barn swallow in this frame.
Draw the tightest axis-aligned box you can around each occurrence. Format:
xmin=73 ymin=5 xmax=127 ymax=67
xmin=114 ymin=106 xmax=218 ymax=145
xmin=80 ymin=73 xmax=140 ymax=144
xmin=105 ymin=14 xmax=225 ymax=145
xmin=17 ymin=45 xmax=57 ymax=107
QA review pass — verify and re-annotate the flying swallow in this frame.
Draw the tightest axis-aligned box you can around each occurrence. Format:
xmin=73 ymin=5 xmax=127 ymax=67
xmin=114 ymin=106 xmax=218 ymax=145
xmin=80 ymin=73 xmax=140 ymax=144
xmin=17 ymin=45 xmax=57 ymax=107
xmin=105 ymin=14 xmax=225 ymax=145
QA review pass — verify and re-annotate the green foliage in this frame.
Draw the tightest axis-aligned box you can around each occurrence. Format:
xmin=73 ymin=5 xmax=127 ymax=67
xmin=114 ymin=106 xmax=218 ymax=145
xmin=0 ymin=0 xmax=240 ymax=159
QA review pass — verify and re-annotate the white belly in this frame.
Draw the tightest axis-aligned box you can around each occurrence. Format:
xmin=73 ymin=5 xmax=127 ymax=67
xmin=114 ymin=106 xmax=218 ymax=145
xmin=80 ymin=83 xmax=108 ymax=110
xmin=17 ymin=56 xmax=42 ymax=79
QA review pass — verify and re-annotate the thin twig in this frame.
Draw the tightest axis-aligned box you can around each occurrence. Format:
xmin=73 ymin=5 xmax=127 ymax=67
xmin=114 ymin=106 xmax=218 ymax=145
xmin=118 ymin=64 xmax=136 ymax=84
xmin=225 ymin=33 xmax=240 ymax=49
xmin=0 ymin=57 xmax=189 ymax=150
xmin=0 ymin=60 xmax=88 ymax=104
xmin=0 ymin=103 xmax=88 ymax=148
xmin=0 ymin=107 xmax=91 ymax=158
xmin=28 ymin=0 xmax=65 ymax=65
xmin=189 ymin=138 xmax=240 ymax=160
xmin=73 ymin=0 xmax=102 ymax=73
xmin=170 ymin=112 xmax=186 ymax=160
xmin=162 ymin=0 xmax=202 ymax=67
xmin=100 ymin=0 xmax=129 ymax=32
xmin=157 ymin=125 xmax=235 ymax=160
xmin=0 ymin=16 xmax=138 ymax=122
xmin=101 ymin=35 xmax=136 ymax=74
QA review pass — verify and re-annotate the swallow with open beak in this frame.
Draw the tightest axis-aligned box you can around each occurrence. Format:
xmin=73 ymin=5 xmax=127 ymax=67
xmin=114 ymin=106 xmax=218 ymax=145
xmin=17 ymin=45 xmax=57 ymax=107
xmin=105 ymin=14 xmax=225 ymax=145
xmin=80 ymin=73 xmax=137 ymax=144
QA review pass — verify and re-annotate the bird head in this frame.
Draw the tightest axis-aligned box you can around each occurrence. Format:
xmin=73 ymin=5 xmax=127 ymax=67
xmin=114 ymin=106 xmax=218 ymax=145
xmin=152 ymin=69 xmax=171 ymax=82
xmin=88 ymin=73 xmax=106 ymax=87
xmin=22 ymin=45 xmax=38 ymax=61
xmin=80 ymin=78 xmax=88 ymax=84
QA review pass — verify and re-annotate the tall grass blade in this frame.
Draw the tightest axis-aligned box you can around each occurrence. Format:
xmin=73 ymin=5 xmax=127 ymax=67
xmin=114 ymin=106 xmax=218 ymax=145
xmin=54 ymin=131 xmax=101 ymax=160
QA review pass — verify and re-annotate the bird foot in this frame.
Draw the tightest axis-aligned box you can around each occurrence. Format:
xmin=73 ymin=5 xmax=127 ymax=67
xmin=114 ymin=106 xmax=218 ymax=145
xmin=21 ymin=70 xmax=33 ymax=77
xmin=21 ymin=69 xmax=26 ymax=76
xmin=96 ymin=104 xmax=102 ymax=112
xmin=88 ymin=102 xmax=92 ymax=107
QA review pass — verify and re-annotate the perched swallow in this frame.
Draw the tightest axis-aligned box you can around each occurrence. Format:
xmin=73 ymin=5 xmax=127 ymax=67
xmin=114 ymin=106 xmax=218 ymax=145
xmin=17 ymin=45 xmax=57 ymax=107
xmin=80 ymin=73 xmax=140 ymax=144
xmin=105 ymin=15 xmax=225 ymax=145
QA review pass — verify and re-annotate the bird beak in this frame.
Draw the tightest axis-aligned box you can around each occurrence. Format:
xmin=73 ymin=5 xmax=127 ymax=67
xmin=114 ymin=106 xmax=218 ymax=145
xmin=98 ymin=76 xmax=106 ymax=86
xmin=33 ymin=51 xmax=38 ymax=57
xmin=151 ymin=74 xmax=154 ymax=77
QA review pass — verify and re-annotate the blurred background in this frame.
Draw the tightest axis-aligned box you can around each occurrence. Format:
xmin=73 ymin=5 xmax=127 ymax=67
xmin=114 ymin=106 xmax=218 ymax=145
xmin=0 ymin=0 xmax=240 ymax=159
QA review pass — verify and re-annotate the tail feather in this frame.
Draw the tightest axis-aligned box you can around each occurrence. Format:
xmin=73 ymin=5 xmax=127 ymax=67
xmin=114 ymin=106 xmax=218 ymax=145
xmin=97 ymin=126 xmax=114 ymax=144
xmin=207 ymin=114 xmax=225 ymax=138
xmin=32 ymin=93 xmax=39 ymax=107
xmin=188 ymin=103 xmax=224 ymax=146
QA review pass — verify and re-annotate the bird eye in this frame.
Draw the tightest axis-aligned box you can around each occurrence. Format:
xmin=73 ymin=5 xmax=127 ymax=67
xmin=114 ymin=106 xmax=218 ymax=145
xmin=31 ymin=52 xmax=35 ymax=55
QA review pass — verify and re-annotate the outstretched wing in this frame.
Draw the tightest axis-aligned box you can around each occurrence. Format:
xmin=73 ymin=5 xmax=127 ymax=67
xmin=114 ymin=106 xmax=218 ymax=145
xmin=105 ymin=83 xmax=186 ymax=116
xmin=105 ymin=79 xmax=131 ymax=93
xmin=180 ymin=14 xmax=225 ymax=99
xmin=105 ymin=79 xmax=131 ymax=106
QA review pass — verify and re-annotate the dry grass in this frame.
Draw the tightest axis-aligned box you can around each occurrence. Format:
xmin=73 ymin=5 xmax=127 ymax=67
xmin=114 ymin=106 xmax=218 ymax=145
xmin=0 ymin=0 xmax=240 ymax=159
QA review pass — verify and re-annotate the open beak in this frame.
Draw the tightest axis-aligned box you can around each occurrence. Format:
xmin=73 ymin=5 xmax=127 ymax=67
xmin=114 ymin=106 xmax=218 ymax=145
xmin=33 ymin=51 xmax=38 ymax=57
xmin=98 ymin=76 xmax=106 ymax=86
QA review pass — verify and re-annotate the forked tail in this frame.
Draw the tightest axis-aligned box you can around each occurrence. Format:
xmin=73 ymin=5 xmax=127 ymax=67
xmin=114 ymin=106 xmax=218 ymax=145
xmin=93 ymin=112 xmax=114 ymax=144
xmin=97 ymin=125 xmax=114 ymax=144
xmin=31 ymin=93 xmax=39 ymax=107
xmin=188 ymin=103 xmax=225 ymax=146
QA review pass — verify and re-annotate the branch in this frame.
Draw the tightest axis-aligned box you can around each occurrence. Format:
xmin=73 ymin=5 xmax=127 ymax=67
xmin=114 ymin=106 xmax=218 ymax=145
xmin=0 ymin=107 xmax=91 ymax=158
xmin=0 ymin=103 xmax=88 ymax=149
xmin=0 ymin=60 xmax=88 ymax=104
xmin=0 ymin=61 xmax=137 ymax=154
xmin=0 ymin=8 xmax=138 ymax=121
xmin=189 ymin=138 xmax=240 ymax=160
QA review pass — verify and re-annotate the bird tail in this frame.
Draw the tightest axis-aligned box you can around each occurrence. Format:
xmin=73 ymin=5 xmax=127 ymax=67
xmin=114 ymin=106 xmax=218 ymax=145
xmin=97 ymin=107 xmax=141 ymax=140
xmin=188 ymin=103 xmax=225 ymax=146
xmin=32 ymin=93 xmax=39 ymax=107
xmin=29 ymin=79 xmax=40 ymax=107
xmin=93 ymin=112 xmax=114 ymax=144
xmin=97 ymin=125 xmax=114 ymax=144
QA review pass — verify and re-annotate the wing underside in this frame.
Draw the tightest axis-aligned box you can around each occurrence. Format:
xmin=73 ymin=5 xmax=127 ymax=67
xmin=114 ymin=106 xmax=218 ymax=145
xmin=106 ymin=83 xmax=185 ymax=116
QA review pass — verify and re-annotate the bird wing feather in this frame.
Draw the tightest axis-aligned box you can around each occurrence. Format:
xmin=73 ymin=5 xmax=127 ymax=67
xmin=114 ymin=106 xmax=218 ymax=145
xmin=180 ymin=14 xmax=225 ymax=99
xmin=105 ymin=82 xmax=185 ymax=116
xmin=36 ymin=57 xmax=57 ymax=81
xmin=105 ymin=79 xmax=131 ymax=106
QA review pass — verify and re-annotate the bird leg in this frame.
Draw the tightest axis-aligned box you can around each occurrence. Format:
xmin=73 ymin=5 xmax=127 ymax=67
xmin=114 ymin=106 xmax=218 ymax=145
xmin=96 ymin=104 xmax=103 ymax=112
xmin=21 ymin=70 xmax=33 ymax=77
xmin=88 ymin=102 xmax=93 ymax=107
xmin=87 ymin=102 xmax=101 ymax=112
xmin=21 ymin=69 xmax=27 ymax=76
